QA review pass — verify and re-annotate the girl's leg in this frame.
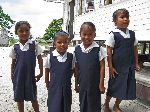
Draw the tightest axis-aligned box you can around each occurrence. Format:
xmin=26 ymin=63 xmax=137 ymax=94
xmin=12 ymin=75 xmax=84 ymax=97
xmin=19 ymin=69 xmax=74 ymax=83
xmin=31 ymin=100 xmax=39 ymax=112
xmin=104 ymin=95 xmax=111 ymax=112
xmin=113 ymin=99 xmax=122 ymax=112
xmin=17 ymin=101 xmax=24 ymax=112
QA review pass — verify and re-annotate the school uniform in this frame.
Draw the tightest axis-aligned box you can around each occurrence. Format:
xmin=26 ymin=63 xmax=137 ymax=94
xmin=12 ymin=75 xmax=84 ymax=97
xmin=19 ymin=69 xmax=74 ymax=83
xmin=45 ymin=50 xmax=73 ymax=112
xmin=9 ymin=39 xmax=43 ymax=101
xmin=74 ymin=41 xmax=106 ymax=112
xmin=105 ymin=28 xmax=137 ymax=100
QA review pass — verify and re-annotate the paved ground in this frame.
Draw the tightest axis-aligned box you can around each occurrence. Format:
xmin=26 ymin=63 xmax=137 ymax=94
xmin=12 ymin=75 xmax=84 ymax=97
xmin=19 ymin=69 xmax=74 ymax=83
xmin=0 ymin=47 xmax=150 ymax=112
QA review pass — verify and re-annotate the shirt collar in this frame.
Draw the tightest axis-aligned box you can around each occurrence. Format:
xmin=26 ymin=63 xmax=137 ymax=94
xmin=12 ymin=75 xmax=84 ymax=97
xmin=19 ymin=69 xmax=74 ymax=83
xmin=80 ymin=41 xmax=99 ymax=53
xmin=113 ymin=28 xmax=130 ymax=38
xmin=16 ymin=39 xmax=32 ymax=45
xmin=52 ymin=49 xmax=67 ymax=57
xmin=113 ymin=28 xmax=129 ymax=34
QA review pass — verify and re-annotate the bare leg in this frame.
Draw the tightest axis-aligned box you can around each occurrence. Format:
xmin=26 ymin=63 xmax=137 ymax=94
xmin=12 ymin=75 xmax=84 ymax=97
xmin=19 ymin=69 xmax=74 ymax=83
xmin=17 ymin=101 xmax=24 ymax=112
xmin=31 ymin=100 xmax=39 ymax=112
xmin=113 ymin=99 xmax=122 ymax=112
xmin=104 ymin=96 xmax=111 ymax=112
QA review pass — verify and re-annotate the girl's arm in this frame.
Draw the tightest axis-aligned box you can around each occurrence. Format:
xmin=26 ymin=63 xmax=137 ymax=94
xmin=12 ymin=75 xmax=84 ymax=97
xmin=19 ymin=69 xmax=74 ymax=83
xmin=99 ymin=58 xmax=105 ymax=94
xmin=35 ymin=54 xmax=43 ymax=82
xmin=107 ymin=46 xmax=118 ymax=78
xmin=134 ymin=46 xmax=140 ymax=71
xmin=74 ymin=63 xmax=79 ymax=93
xmin=11 ymin=59 xmax=16 ymax=80
xmin=45 ymin=68 xmax=50 ymax=90
xmin=107 ymin=46 xmax=113 ymax=68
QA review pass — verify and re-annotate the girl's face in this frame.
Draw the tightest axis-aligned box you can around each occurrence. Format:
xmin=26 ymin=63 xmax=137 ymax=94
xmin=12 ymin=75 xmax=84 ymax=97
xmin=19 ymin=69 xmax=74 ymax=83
xmin=16 ymin=24 xmax=30 ymax=42
xmin=80 ymin=25 xmax=96 ymax=49
xmin=115 ymin=12 xmax=130 ymax=31
xmin=54 ymin=36 xmax=69 ymax=55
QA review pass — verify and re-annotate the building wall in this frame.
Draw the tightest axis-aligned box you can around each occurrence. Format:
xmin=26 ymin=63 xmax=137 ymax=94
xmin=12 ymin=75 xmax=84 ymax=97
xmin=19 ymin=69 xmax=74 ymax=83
xmin=72 ymin=0 xmax=150 ymax=41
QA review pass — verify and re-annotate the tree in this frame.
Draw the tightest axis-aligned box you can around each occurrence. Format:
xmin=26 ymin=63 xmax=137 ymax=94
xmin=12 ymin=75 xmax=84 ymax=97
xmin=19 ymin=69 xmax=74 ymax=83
xmin=8 ymin=37 xmax=18 ymax=47
xmin=0 ymin=6 xmax=15 ymax=29
xmin=0 ymin=6 xmax=15 ymax=46
xmin=43 ymin=18 xmax=63 ymax=40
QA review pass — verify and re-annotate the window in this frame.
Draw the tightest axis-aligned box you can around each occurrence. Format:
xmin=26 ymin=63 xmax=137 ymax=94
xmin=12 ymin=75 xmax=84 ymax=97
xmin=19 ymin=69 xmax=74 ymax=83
xmin=87 ymin=1 xmax=94 ymax=12
xmin=104 ymin=0 xmax=112 ymax=5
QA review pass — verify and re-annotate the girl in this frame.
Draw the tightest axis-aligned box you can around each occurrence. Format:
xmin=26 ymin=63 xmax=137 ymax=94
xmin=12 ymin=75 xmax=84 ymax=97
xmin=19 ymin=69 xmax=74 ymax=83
xmin=74 ymin=22 xmax=106 ymax=112
xmin=104 ymin=9 xmax=140 ymax=112
xmin=9 ymin=21 xmax=43 ymax=112
xmin=45 ymin=30 xmax=74 ymax=112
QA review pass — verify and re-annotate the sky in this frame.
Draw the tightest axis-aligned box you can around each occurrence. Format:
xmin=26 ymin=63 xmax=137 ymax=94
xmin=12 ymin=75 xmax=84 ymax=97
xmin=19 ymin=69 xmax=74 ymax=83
xmin=1 ymin=0 xmax=64 ymax=38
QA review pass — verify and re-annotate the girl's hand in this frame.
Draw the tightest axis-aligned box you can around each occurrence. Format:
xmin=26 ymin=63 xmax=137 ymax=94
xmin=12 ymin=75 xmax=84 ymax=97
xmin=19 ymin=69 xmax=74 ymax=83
xmin=135 ymin=64 xmax=140 ymax=71
xmin=35 ymin=74 xmax=43 ymax=82
xmin=109 ymin=67 xmax=118 ymax=79
xmin=99 ymin=84 xmax=106 ymax=94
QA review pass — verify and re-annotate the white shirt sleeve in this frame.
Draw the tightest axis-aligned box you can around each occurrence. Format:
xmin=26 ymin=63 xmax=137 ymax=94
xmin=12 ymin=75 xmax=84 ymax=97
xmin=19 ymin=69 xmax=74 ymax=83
xmin=9 ymin=46 xmax=16 ymax=59
xmin=44 ymin=54 xmax=50 ymax=68
xmin=105 ymin=32 xmax=115 ymax=48
xmin=99 ymin=46 xmax=107 ymax=61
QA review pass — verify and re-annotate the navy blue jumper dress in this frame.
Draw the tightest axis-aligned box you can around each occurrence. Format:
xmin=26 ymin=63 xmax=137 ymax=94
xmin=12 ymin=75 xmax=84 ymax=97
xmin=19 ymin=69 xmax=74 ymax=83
xmin=107 ymin=30 xmax=136 ymax=100
xmin=75 ymin=45 xmax=101 ymax=112
xmin=48 ymin=52 xmax=73 ymax=112
xmin=13 ymin=41 xmax=37 ymax=102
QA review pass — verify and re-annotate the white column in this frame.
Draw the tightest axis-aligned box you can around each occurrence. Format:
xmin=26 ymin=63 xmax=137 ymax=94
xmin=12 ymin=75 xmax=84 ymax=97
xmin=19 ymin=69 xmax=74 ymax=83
xmin=94 ymin=0 xmax=103 ymax=10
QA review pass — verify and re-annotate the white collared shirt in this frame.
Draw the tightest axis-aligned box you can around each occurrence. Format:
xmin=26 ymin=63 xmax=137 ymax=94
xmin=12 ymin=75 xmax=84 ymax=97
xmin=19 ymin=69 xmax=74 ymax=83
xmin=105 ymin=28 xmax=138 ymax=48
xmin=79 ymin=41 xmax=107 ymax=61
xmin=44 ymin=49 xmax=75 ymax=69
xmin=9 ymin=39 xmax=43 ymax=59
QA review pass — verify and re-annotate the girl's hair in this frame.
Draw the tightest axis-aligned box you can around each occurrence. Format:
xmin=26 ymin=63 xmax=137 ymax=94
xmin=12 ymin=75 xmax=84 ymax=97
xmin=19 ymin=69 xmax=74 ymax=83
xmin=54 ymin=30 xmax=70 ymax=42
xmin=80 ymin=22 xmax=96 ymax=32
xmin=113 ymin=8 xmax=129 ymax=22
xmin=15 ymin=21 xmax=31 ymax=34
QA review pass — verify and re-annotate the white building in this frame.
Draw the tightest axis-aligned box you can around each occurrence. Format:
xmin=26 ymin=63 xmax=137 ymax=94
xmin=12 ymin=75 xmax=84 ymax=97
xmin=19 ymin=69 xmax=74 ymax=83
xmin=0 ymin=27 xmax=8 ymax=46
xmin=63 ymin=0 xmax=150 ymax=104
xmin=63 ymin=0 xmax=150 ymax=42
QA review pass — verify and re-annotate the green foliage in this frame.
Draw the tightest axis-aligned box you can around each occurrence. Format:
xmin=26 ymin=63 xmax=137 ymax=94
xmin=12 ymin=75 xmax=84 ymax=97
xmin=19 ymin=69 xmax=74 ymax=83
xmin=43 ymin=18 xmax=63 ymax=40
xmin=0 ymin=6 xmax=15 ymax=29
xmin=36 ymin=37 xmax=48 ymax=46
xmin=8 ymin=37 xmax=18 ymax=47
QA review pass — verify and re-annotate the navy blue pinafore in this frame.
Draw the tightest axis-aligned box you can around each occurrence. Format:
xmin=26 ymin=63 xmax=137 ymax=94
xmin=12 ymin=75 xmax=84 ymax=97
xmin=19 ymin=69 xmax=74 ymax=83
xmin=107 ymin=30 xmax=136 ymax=100
xmin=48 ymin=52 xmax=73 ymax=112
xmin=12 ymin=41 xmax=37 ymax=102
xmin=75 ymin=46 xmax=101 ymax=112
